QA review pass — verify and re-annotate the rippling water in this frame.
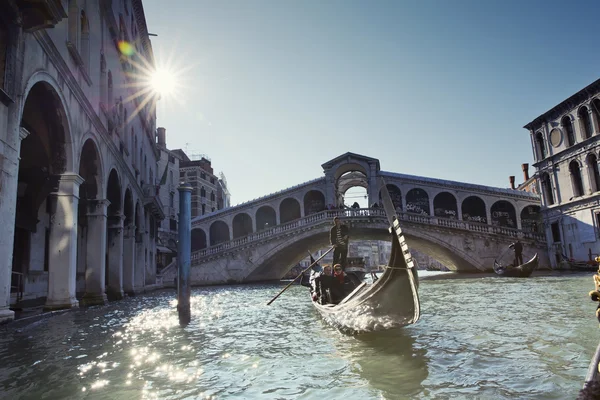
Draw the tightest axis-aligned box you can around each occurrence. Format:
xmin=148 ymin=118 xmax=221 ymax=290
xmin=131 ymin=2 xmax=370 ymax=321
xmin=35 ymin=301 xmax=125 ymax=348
xmin=0 ymin=272 xmax=598 ymax=399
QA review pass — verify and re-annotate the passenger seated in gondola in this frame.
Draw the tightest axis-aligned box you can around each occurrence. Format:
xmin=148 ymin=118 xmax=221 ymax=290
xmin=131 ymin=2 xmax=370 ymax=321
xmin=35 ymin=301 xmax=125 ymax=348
xmin=311 ymin=265 xmax=335 ymax=304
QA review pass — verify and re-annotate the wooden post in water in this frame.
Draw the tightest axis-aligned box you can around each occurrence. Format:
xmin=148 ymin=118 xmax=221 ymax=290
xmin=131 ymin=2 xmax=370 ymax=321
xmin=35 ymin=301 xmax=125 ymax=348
xmin=177 ymin=182 xmax=192 ymax=325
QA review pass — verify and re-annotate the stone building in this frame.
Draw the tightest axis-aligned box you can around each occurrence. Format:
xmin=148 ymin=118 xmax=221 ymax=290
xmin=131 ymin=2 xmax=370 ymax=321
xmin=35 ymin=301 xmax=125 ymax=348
xmin=177 ymin=152 xmax=222 ymax=218
xmin=0 ymin=0 xmax=165 ymax=323
xmin=155 ymin=127 xmax=179 ymax=270
xmin=524 ymin=78 xmax=600 ymax=267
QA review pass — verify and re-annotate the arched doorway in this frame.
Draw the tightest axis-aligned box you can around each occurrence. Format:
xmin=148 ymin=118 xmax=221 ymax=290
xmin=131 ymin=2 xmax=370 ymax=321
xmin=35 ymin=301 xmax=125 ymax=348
xmin=336 ymin=170 xmax=369 ymax=208
xmin=14 ymin=81 xmax=74 ymax=308
xmin=433 ymin=192 xmax=458 ymax=219
xmin=379 ymin=184 xmax=402 ymax=211
xmin=209 ymin=220 xmax=230 ymax=245
xmin=520 ymin=205 xmax=541 ymax=233
xmin=232 ymin=213 xmax=253 ymax=238
xmin=461 ymin=196 xmax=487 ymax=223
xmin=490 ymin=200 xmax=517 ymax=228
xmin=406 ymin=188 xmax=430 ymax=215
xmin=191 ymin=229 xmax=207 ymax=252
xmin=279 ymin=198 xmax=301 ymax=224
xmin=303 ymin=190 xmax=326 ymax=215
xmin=256 ymin=205 xmax=276 ymax=230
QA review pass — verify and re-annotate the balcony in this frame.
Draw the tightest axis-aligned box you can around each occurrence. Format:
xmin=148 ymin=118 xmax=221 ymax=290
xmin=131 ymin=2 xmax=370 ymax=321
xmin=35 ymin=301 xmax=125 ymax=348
xmin=16 ymin=0 xmax=67 ymax=32
xmin=142 ymin=184 xmax=165 ymax=220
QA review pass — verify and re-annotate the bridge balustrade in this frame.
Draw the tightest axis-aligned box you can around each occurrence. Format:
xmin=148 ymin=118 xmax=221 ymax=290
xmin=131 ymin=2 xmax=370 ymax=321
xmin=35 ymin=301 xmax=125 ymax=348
xmin=190 ymin=208 xmax=545 ymax=264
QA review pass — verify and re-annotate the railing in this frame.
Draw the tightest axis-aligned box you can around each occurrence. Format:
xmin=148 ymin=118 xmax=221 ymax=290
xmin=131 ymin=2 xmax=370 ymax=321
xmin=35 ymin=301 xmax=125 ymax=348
xmin=11 ymin=271 xmax=23 ymax=303
xmin=190 ymin=208 xmax=546 ymax=264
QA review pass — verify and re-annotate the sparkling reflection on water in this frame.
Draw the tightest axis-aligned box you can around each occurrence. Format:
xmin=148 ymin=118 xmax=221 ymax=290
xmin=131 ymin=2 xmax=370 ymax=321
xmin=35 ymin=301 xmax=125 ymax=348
xmin=0 ymin=272 xmax=598 ymax=399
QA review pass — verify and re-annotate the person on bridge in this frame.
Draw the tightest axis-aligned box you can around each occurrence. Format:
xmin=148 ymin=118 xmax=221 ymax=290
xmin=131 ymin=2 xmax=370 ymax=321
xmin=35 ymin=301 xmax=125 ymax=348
xmin=330 ymin=217 xmax=349 ymax=270
xmin=509 ymin=239 xmax=524 ymax=266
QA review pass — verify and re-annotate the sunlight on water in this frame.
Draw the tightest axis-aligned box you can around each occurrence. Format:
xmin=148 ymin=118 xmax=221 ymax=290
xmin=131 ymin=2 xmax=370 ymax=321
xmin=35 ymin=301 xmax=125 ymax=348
xmin=0 ymin=273 xmax=598 ymax=399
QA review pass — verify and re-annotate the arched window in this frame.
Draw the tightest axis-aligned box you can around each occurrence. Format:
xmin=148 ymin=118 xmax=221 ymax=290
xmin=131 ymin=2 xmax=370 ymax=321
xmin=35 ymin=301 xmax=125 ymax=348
xmin=588 ymin=153 xmax=600 ymax=193
xmin=562 ymin=116 xmax=575 ymax=147
xmin=535 ymin=132 xmax=546 ymax=160
xmin=210 ymin=191 xmax=215 ymax=201
xmin=570 ymin=160 xmax=584 ymax=197
xmin=579 ymin=107 xmax=593 ymax=140
xmin=201 ymin=172 xmax=206 ymax=180
xmin=541 ymin=173 xmax=554 ymax=205
xmin=200 ymin=186 xmax=206 ymax=197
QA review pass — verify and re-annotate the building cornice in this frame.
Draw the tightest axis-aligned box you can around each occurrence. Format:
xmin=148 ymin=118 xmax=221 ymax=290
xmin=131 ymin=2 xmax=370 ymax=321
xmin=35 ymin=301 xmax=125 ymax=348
xmin=524 ymin=78 xmax=600 ymax=131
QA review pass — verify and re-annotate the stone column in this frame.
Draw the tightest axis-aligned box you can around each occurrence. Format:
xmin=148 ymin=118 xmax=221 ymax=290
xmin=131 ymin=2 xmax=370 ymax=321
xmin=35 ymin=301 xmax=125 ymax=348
xmin=0 ymin=129 xmax=28 ymax=323
xmin=81 ymin=199 xmax=109 ymax=306
xmin=107 ymin=213 xmax=125 ymax=300
xmin=122 ymin=225 xmax=136 ymax=295
xmin=134 ymin=228 xmax=145 ymax=292
xmin=428 ymin=196 xmax=434 ymax=217
xmin=551 ymin=168 xmax=562 ymax=204
xmin=45 ymin=173 xmax=85 ymax=311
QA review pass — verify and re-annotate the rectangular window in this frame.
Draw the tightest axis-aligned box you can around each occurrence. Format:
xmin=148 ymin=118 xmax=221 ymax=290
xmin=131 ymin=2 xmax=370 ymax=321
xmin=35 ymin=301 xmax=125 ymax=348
xmin=551 ymin=222 xmax=561 ymax=243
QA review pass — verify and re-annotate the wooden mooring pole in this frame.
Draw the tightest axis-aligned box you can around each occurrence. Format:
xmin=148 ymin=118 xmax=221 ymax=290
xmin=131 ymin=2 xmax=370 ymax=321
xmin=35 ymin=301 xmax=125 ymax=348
xmin=177 ymin=182 xmax=192 ymax=325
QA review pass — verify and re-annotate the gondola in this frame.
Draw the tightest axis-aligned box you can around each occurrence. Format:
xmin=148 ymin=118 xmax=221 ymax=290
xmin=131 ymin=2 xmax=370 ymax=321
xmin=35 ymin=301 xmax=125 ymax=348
xmin=493 ymin=253 xmax=538 ymax=278
xmin=306 ymin=177 xmax=420 ymax=334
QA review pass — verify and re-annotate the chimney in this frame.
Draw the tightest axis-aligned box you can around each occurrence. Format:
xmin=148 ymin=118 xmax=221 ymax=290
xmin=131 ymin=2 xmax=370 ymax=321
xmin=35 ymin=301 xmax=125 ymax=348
xmin=521 ymin=163 xmax=529 ymax=181
xmin=157 ymin=127 xmax=166 ymax=147
xmin=509 ymin=176 xmax=515 ymax=190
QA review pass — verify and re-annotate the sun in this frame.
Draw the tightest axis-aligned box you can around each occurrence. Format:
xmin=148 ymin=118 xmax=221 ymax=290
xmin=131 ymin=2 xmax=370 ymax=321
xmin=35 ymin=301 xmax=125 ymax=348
xmin=150 ymin=67 xmax=178 ymax=98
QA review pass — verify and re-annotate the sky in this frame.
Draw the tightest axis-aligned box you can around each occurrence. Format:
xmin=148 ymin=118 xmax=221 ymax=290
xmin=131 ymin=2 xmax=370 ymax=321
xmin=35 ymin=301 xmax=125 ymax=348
xmin=142 ymin=0 xmax=600 ymax=207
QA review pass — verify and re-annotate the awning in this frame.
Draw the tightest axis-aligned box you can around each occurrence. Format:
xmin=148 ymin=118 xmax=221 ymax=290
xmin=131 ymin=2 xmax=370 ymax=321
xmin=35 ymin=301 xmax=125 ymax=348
xmin=157 ymin=246 xmax=174 ymax=253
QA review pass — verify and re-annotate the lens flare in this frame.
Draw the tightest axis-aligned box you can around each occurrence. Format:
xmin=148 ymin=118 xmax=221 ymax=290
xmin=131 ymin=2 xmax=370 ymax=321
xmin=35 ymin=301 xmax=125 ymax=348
xmin=118 ymin=41 xmax=135 ymax=57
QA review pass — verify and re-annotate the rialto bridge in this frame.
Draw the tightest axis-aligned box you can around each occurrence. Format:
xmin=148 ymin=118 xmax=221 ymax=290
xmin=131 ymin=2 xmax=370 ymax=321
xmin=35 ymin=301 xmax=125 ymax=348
xmin=162 ymin=153 xmax=548 ymax=286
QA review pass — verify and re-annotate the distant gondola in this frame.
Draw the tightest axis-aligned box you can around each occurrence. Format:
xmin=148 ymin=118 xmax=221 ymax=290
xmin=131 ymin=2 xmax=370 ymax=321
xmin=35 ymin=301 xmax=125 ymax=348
xmin=493 ymin=253 xmax=538 ymax=278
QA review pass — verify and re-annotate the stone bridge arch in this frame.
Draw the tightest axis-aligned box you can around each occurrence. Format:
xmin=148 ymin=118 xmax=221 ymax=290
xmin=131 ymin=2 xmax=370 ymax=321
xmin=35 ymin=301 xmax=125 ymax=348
xmin=246 ymin=222 xmax=484 ymax=282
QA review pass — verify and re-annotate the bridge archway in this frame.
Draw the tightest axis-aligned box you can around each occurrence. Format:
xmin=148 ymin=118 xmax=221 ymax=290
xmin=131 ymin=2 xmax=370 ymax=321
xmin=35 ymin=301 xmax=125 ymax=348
xmin=256 ymin=205 xmax=276 ymax=231
xmin=246 ymin=223 xmax=483 ymax=281
xmin=491 ymin=200 xmax=517 ymax=228
xmin=379 ymin=184 xmax=402 ymax=210
xmin=433 ymin=192 xmax=458 ymax=219
xmin=336 ymin=170 xmax=368 ymax=208
xmin=520 ymin=205 xmax=541 ymax=233
xmin=406 ymin=188 xmax=430 ymax=215
xmin=191 ymin=228 xmax=207 ymax=251
xmin=232 ymin=213 xmax=253 ymax=238
xmin=461 ymin=196 xmax=487 ymax=224
xmin=210 ymin=220 xmax=230 ymax=245
xmin=304 ymin=190 xmax=326 ymax=215
xmin=279 ymin=198 xmax=300 ymax=224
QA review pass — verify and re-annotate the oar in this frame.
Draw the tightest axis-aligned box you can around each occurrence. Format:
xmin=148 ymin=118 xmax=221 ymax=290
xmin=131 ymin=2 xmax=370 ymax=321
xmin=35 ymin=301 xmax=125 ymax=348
xmin=266 ymin=245 xmax=334 ymax=306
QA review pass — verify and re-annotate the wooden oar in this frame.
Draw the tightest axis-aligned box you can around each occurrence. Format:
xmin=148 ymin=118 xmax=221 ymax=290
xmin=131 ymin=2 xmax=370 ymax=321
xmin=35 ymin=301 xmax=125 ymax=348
xmin=266 ymin=245 xmax=334 ymax=306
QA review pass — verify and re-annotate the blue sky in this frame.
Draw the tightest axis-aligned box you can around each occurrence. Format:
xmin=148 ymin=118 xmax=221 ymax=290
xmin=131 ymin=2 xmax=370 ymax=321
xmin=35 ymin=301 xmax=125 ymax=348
xmin=143 ymin=0 xmax=600 ymax=206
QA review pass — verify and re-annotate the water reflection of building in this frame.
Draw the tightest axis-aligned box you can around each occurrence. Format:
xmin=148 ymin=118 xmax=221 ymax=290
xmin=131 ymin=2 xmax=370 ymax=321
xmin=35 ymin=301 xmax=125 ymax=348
xmin=524 ymin=79 xmax=600 ymax=267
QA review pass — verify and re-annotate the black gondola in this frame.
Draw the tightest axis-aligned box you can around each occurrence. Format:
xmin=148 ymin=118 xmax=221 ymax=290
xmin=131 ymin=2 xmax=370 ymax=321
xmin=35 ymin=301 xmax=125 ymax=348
xmin=493 ymin=253 xmax=538 ymax=278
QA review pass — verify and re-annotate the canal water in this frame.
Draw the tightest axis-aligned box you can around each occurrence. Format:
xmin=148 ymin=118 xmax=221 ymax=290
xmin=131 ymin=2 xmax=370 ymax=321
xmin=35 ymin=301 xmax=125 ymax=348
xmin=0 ymin=271 xmax=598 ymax=399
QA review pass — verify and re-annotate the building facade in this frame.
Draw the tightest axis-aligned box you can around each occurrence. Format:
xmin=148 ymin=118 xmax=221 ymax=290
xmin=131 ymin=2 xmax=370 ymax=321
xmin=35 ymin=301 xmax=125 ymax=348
xmin=177 ymin=152 xmax=225 ymax=218
xmin=156 ymin=127 xmax=179 ymax=270
xmin=0 ymin=0 xmax=164 ymax=323
xmin=524 ymin=79 xmax=600 ymax=267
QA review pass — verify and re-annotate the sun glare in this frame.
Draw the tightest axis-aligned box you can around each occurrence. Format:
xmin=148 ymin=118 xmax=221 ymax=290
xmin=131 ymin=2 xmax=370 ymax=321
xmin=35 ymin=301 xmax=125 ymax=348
xmin=150 ymin=68 xmax=178 ymax=97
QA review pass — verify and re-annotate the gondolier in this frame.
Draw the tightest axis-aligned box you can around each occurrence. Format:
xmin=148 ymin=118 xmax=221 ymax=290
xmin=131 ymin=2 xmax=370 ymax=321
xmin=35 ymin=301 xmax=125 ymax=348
xmin=330 ymin=217 xmax=349 ymax=269
xmin=509 ymin=239 xmax=524 ymax=266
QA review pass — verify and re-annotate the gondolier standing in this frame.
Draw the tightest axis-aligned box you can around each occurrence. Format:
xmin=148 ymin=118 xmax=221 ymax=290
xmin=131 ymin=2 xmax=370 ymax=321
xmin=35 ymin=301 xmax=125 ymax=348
xmin=509 ymin=239 xmax=524 ymax=266
xmin=330 ymin=217 xmax=349 ymax=270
